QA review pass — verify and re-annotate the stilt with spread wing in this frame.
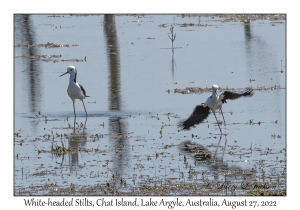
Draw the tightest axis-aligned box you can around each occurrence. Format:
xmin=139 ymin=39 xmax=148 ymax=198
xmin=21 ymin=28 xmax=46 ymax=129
xmin=179 ymin=85 xmax=253 ymax=134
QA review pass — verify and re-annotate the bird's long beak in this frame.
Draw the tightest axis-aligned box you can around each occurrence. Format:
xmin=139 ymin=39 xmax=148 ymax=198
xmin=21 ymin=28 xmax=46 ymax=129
xmin=59 ymin=72 xmax=68 ymax=77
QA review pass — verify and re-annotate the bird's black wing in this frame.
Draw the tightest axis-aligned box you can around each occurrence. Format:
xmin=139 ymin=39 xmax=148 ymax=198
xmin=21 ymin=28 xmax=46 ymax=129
xmin=79 ymin=84 xmax=90 ymax=97
xmin=179 ymin=103 xmax=210 ymax=130
xmin=221 ymin=89 xmax=253 ymax=103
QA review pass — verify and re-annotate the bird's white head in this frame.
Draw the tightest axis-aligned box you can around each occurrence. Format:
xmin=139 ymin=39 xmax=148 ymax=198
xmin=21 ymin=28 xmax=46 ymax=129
xmin=212 ymin=85 xmax=219 ymax=93
xmin=59 ymin=66 xmax=77 ymax=77
xmin=66 ymin=66 xmax=77 ymax=75
xmin=212 ymin=85 xmax=219 ymax=89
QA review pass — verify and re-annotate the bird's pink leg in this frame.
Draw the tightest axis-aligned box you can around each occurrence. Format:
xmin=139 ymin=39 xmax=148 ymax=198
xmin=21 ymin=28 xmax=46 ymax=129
xmin=220 ymin=108 xmax=226 ymax=126
xmin=213 ymin=111 xmax=222 ymax=134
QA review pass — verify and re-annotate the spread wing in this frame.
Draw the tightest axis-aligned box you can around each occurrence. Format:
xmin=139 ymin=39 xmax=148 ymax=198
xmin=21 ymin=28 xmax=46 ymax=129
xmin=179 ymin=103 xmax=210 ymax=130
xmin=221 ymin=89 xmax=253 ymax=103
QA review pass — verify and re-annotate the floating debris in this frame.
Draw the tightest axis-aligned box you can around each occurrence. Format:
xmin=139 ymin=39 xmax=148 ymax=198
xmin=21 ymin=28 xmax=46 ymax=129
xmin=173 ymin=85 xmax=285 ymax=94
xmin=15 ymin=54 xmax=61 ymax=59
xmin=14 ymin=42 xmax=79 ymax=48
xmin=51 ymin=145 xmax=78 ymax=155
xmin=158 ymin=23 xmax=168 ymax=28
xmin=177 ymin=23 xmax=213 ymax=27
xmin=217 ymin=14 xmax=286 ymax=22
xmin=15 ymin=54 xmax=86 ymax=63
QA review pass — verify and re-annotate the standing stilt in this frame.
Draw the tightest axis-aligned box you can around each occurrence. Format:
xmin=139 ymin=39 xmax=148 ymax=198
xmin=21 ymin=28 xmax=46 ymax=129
xmin=60 ymin=66 xmax=90 ymax=119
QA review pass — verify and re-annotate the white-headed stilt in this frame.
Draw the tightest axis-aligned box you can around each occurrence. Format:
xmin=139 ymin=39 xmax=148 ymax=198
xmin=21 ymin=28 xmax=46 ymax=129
xmin=60 ymin=66 xmax=89 ymax=118
xmin=179 ymin=85 xmax=253 ymax=134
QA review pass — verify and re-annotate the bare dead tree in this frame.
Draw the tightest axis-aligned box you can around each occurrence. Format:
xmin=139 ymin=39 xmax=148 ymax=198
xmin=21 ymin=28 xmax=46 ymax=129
xmin=168 ymin=25 xmax=176 ymax=51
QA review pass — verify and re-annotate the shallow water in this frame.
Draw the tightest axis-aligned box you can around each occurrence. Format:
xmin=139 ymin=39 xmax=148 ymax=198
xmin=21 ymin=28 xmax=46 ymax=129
xmin=14 ymin=14 xmax=286 ymax=195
